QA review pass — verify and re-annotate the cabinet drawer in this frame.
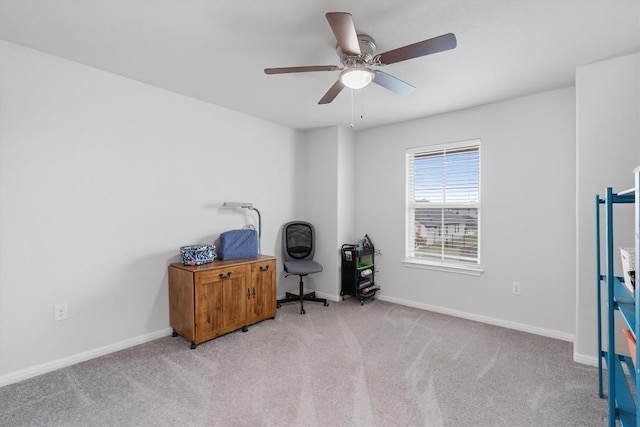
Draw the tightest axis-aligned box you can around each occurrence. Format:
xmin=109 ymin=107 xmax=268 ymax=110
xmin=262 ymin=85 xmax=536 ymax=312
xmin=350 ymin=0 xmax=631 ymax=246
xmin=253 ymin=259 xmax=275 ymax=273
xmin=195 ymin=264 xmax=249 ymax=285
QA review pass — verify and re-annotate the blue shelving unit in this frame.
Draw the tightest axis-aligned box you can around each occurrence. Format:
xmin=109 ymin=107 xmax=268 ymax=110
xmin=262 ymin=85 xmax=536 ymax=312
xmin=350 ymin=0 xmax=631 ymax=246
xmin=596 ymin=185 xmax=638 ymax=427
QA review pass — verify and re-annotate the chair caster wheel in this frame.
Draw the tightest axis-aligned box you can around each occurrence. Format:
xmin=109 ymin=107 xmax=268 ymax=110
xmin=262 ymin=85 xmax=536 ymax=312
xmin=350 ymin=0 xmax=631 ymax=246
xmin=324 ymin=302 xmax=329 ymax=306
xmin=242 ymin=326 xmax=248 ymax=332
xmin=301 ymin=309 xmax=305 ymax=314
xmin=190 ymin=343 xmax=197 ymax=349
xmin=172 ymin=330 xmax=178 ymax=337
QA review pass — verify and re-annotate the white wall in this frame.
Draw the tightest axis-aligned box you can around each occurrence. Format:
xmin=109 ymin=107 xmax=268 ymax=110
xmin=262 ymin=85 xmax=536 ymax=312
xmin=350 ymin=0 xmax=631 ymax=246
xmin=354 ymin=88 xmax=577 ymax=339
xmin=2 ymin=39 xmax=636 ymax=386
xmin=297 ymin=127 xmax=339 ymax=298
xmin=295 ymin=126 xmax=356 ymax=299
xmin=575 ymin=52 xmax=640 ymax=364
xmin=336 ymin=126 xmax=356 ymax=253
xmin=0 ymin=40 xmax=306 ymax=384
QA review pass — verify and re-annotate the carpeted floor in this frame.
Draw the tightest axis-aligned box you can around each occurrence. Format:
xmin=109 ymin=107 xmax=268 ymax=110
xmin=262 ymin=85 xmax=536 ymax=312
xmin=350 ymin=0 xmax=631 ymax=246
xmin=0 ymin=299 xmax=608 ymax=426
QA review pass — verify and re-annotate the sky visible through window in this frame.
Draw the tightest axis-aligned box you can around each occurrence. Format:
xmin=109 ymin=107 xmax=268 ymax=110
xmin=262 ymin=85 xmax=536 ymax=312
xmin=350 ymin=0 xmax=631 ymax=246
xmin=413 ymin=148 xmax=479 ymax=204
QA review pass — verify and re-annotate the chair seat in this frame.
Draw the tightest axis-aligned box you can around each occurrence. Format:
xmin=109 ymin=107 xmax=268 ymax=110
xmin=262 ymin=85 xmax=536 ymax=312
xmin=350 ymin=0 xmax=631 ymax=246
xmin=284 ymin=260 xmax=323 ymax=276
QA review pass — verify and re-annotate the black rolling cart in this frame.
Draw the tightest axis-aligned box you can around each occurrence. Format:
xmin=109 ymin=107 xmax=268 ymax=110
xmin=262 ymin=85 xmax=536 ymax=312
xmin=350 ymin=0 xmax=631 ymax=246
xmin=341 ymin=235 xmax=379 ymax=305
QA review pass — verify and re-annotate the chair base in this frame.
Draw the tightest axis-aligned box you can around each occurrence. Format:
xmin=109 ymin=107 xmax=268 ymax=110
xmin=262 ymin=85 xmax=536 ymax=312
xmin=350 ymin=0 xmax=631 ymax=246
xmin=277 ymin=275 xmax=329 ymax=314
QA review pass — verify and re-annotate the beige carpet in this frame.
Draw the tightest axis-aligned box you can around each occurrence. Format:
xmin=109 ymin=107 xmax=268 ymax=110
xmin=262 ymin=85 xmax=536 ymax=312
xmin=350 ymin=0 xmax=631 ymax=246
xmin=0 ymin=299 xmax=607 ymax=426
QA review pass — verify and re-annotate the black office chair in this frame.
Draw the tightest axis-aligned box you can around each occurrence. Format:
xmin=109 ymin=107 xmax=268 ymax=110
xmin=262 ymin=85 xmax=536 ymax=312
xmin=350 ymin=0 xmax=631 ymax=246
xmin=276 ymin=221 xmax=329 ymax=314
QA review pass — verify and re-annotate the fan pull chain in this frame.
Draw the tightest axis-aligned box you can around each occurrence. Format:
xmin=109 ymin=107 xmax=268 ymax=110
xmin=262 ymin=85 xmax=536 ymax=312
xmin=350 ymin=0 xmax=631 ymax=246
xmin=350 ymin=89 xmax=355 ymax=128
xmin=350 ymin=89 xmax=366 ymax=129
xmin=349 ymin=89 xmax=367 ymax=129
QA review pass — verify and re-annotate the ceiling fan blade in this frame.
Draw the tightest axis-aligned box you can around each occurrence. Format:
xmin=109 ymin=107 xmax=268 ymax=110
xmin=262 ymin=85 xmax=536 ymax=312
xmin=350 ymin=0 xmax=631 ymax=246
xmin=326 ymin=12 xmax=361 ymax=56
xmin=318 ymin=80 xmax=345 ymax=104
xmin=377 ymin=33 xmax=457 ymax=65
xmin=264 ymin=65 xmax=339 ymax=75
xmin=372 ymin=71 xmax=415 ymax=96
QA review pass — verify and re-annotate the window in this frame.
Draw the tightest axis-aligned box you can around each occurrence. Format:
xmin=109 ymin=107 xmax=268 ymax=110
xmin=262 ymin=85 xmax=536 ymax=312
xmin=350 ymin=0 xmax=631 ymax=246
xmin=406 ymin=139 xmax=481 ymax=273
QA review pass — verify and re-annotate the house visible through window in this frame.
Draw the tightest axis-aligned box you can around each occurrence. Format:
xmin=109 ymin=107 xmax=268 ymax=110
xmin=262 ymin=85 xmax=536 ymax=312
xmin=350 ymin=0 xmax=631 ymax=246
xmin=406 ymin=139 xmax=480 ymax=270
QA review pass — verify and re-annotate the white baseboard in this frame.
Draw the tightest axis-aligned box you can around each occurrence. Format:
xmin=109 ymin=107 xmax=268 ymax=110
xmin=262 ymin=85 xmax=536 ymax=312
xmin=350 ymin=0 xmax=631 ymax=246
xmin=9 ymin=293 xmax=583 ymax=388
xmin=573 ymin=352 xmax=599 ymax=367
xmin=0 ymin=328 xmax=173 ymax=387
xmin=376 ymin=294 xmax=576 ymax=343
xmin=281 ymin=291 xmax=578 ymax=345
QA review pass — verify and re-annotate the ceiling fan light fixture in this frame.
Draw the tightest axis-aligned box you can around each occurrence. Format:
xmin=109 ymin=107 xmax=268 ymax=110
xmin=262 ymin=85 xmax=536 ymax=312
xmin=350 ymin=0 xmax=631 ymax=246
xmin=340 ymin=67 xmax=374 ymax=89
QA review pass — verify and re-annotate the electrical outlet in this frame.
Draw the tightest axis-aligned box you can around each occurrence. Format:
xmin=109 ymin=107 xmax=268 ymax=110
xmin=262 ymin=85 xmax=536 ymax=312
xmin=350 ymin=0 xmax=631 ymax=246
xmin=54 ymin=304 xmax=68 ymax=321
xmin=512 ymin=282 xmax=522 ymax=296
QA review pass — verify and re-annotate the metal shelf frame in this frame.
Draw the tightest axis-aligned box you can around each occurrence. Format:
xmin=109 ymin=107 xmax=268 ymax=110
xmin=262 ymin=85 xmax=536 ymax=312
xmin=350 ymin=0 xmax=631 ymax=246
xmin=596 ymin=186 xmax=638 ymax=427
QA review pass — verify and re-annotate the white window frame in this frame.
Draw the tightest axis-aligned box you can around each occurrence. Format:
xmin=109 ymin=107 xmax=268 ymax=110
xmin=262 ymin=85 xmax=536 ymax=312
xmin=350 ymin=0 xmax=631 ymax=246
xmin=404 ymin=139 xmax=482 ymax=275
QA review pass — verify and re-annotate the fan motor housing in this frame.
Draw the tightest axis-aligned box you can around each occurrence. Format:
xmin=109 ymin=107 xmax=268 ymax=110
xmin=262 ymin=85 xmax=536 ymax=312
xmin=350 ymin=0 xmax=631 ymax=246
xmin=337 ymin=34 xmax=376 ymax=65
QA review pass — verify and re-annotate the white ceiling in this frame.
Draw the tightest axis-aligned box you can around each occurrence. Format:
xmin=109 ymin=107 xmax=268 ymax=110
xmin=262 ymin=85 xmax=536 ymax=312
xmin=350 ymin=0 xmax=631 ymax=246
xmin=0 ymin=1 xmax=638 ymax=131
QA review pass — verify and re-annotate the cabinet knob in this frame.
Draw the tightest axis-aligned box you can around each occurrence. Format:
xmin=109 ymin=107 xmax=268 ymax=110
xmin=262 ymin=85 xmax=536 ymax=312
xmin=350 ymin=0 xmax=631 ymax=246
xmin=218 ymin=272 xmax=232 ymax=279
xmin=253 ymin=287 xmax=256 ymax=299
xmin=247 ymin=289 xmax=251 ymax=300
xmin=260 ymin=265 xmax=270 ymax=272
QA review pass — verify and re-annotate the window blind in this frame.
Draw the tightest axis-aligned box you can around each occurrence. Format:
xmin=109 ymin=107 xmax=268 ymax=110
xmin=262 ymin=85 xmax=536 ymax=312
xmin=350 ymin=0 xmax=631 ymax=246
xmin=406 ymin=140 xmax=480 ymax=265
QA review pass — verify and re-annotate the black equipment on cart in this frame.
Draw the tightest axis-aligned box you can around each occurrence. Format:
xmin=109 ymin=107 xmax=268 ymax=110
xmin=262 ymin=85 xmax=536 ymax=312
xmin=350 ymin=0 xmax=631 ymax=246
xmin=341 ymin=235 xmax=379 ymax=305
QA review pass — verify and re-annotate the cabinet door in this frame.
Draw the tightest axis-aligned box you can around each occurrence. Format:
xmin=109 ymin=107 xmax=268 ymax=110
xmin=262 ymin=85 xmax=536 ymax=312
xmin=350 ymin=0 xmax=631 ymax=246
xmin=249 ymin=259 xmax=277 ymax=323
xmin=195 ymin=278 xmax=224 ymax=343
xmin=195 ymin=264 xmax=249 ymax=343
xmin=221 ymin=267 xmax=249 ymax=332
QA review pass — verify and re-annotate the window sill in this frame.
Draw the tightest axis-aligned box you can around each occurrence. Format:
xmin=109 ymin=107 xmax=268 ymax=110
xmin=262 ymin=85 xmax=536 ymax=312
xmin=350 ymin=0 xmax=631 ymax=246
xmin=402 ymin=259 xmax=483 ymax=276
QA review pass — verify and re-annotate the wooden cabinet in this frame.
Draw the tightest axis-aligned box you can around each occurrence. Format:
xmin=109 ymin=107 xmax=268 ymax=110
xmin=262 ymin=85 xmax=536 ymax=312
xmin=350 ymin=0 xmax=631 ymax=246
xmin=169 ymin=255 xmax=276 ymax=348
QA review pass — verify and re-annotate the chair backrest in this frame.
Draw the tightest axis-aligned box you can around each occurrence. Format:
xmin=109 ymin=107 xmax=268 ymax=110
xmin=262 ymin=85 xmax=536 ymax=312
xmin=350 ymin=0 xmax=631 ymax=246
xmin=282 ymin=221 xmax=316 ymax=262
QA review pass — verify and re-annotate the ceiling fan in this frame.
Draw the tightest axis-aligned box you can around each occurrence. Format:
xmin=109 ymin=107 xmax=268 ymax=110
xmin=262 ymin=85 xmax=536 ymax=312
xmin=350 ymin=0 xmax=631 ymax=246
xmin=264 ymin=12 xmax=457 ymax=104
